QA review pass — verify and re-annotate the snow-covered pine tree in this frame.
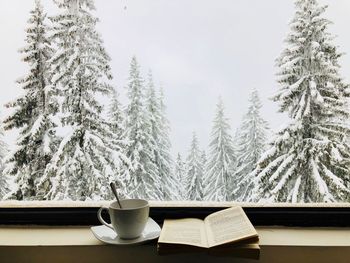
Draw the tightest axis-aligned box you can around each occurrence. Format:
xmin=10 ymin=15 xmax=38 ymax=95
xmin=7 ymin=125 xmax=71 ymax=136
xmin=251 ymin=0 xmax=350 ymax=203
xmin=157 ymin=85 xmax=175 ymax=200
xmin=108 ymin=88 xmax=125 ymax=141
xmin=0 ymin=124 xmax=9 ymax=199
xmin=185 ymin=132 xmax=204 ymax=200
xmin=107 ymin=88 xmax=132 ymax=193
xmin=203 ymin=98 xmax=236 ymax=201
xmin=3 ymin=0 xmax=58 ymax=200
xmin=200 ymin=149 xmax=208 ymax=192
xmin=144 ymin=72 xmax=163 ymax=198
xmin=200 ymin=150 xmax=207 ymax=172
xmin=174 ymin=153 xmax=186 ymax=200
xmin=124 ymin=58 xmax=162 ymax=200
xmin=41 ymin=0 xmax=119 ymax=200
xmin=232 ymin=89 xmax=269 ymax=201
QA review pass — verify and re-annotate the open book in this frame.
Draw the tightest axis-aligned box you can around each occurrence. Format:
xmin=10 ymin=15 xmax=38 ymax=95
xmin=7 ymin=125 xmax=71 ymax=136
xmin=157 ymin=207 xmax=259 ymax=259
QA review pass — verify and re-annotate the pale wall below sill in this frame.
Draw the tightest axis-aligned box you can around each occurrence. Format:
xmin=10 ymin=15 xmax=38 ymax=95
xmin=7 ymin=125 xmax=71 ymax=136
xmin=0 ymin=226 xmax=350 ymax=263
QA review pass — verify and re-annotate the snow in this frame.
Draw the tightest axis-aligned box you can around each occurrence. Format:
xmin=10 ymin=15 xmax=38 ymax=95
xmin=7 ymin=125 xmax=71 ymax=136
xmin=123 ymin=57 xmax=163 ymax=200
xmin=2 ymin=0 xmax=350 ymax=203
xmin=250 ymin=0 xmax=350 ymax=203
xmin=232 ymin=90 xmax=269 ymax=201
xmin=203 ymin=98 xmax=235 ymax=201
xmin=291 ymin=175 xmax=301 ymax=203
xmin=330 ymin=148 xmax=342 ymax=162
xmin=311 ymin=159 xmax=331 ymax=200
xmin=269 ymin=154 xmax=295 ymax=183
xmin=184 ymin=133 xmax=205 ymax=201
xmin=30 ymin=115 xmax=44 ymax=138
xmin=2 ymin=0 xmax=61 ymax=200
xmin=33 ymin=0 xmax=125 ymax=201
xmin=271 ymin=164 xmax=295 ymax=194
xmin=322 ymin=164 xmax=348 ymax=192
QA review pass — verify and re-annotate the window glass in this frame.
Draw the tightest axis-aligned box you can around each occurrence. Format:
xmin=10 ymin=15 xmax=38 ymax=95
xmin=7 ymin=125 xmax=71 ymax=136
xmin=0 ymin=0 xmax=349 ymax=203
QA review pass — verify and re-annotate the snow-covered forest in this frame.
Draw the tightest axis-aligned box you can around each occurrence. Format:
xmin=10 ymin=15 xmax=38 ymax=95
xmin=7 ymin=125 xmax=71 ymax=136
xmin=0 ymin=0 xmax=350 ymax=202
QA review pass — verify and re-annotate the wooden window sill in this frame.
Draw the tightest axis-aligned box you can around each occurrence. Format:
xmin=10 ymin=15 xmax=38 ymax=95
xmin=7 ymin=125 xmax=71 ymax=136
xmin=1 ymin=226 xmax=350 ymax=263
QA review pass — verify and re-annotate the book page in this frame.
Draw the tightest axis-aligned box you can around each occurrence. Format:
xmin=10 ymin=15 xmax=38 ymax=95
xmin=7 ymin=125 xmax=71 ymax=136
xmin=158 ymin=218 xmax=208 ymax=248
xmin=204 ymin=207 xmax=258 ymax=247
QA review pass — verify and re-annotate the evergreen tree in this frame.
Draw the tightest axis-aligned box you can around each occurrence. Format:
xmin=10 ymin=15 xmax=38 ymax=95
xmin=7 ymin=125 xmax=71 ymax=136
xmin=3 ymin=0 xmax=58 ymax=200
xmin=232 ymin=90 xmax=269 ymax=201
xmin=200 ymin=149 xmax=208 ymax=191
xmin=0 ymin=124 xmax=9 ymax=199
xmin=107 ymin=88 xmax=131 ymax=192
xmin=203 ymin=98 xmax=236 ymax=201
xmin=201 ymin=150 xmax=207 ymax=173
xmin=157 ymin=86 xmax=175 ymax=200
xmin=144 ymin=72 xmax=163 ymax=198
xmin=108 ymin=88 xmax=125 ymax=141
xmin=174 ymin=153 xmax=186 ymax=200
xmin=185 ymin=132 xmax=204 ymax=200
xmin=251 ymin=0 xmax=350 ymax=203
xmin=124 ymin=58 xmax=162 ymax=200
xmin=41 ymin=0 xmax=118 ymax=200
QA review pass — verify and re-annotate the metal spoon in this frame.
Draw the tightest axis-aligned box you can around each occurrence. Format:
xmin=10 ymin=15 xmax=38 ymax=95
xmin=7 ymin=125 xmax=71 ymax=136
xmin=110 ymin=182 xmax=123 ymax=209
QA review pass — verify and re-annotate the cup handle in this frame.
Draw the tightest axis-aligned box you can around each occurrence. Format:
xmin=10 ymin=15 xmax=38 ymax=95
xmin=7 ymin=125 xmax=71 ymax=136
xmin=97 ymin=207 xmax=114 ymax=230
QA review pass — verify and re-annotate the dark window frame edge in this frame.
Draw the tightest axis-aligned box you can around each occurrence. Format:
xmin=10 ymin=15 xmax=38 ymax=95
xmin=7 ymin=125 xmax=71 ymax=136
xmin=0 ymin=206 xmax=350 ymax=227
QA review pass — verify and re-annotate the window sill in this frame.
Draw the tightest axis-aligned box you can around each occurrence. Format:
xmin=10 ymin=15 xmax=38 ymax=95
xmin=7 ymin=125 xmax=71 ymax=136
xmin=1 ymin=226 xmax=350 ymax=263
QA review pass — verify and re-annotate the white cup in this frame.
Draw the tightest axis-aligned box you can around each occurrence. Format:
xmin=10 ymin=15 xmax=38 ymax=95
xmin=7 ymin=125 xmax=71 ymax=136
xmin=98 ymin=199 xmax=149 ymax=239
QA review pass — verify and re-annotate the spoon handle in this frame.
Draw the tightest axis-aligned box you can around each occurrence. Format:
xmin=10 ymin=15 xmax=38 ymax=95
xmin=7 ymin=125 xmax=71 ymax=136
xmin=110 ymin=182 xmax=123 ymax=209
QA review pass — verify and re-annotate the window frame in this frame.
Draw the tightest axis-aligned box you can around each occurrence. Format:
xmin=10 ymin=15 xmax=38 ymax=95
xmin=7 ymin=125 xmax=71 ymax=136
xmin=1 ymin=202 xmax=350 ymax=227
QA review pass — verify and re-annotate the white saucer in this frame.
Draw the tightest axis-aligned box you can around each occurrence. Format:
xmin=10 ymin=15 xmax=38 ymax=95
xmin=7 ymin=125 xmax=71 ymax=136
xmin=91 ymin=217 xmax=161 ymax=245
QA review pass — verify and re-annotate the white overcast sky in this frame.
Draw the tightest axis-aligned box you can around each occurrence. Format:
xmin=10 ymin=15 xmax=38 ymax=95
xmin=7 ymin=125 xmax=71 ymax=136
xmin=0 ymin=0 xmax=350 ymax=157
